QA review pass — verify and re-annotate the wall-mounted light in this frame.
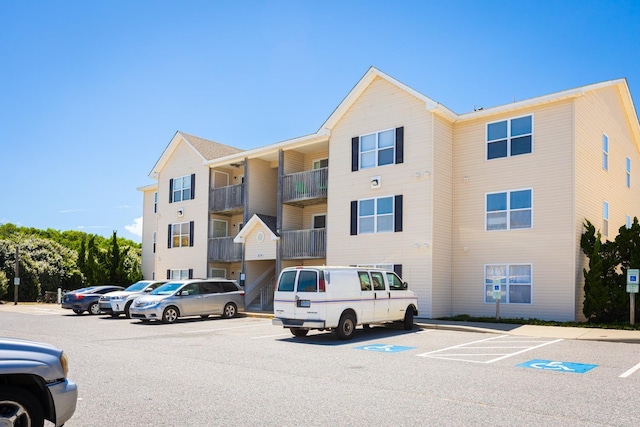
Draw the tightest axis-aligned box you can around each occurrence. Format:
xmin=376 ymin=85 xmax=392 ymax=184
xmin=414 ymin=172 xmax=421 ymax=178
xmin=463 ymin=176 xmax=469 ymax=183
xmin=177 ymin=208 xmax=184 ymax=217
xmin=371 ymin=176 xmax=381 ymax=189
xmin=462 ymin=246 xmax=469 ymax=252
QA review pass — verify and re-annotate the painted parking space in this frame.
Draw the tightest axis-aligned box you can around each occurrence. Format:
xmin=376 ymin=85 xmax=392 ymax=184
xmin=517 ymin=359 xmax=598 ymax=373
xmin=416 ymin=335 xmax=563 ymax=364
xmin=355 ymin=343 xmax=416 ymax=353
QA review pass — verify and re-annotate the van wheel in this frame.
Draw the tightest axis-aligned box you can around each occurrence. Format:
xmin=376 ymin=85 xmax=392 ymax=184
xmin=162 ymin=306 xmax=179 ymax=324
xmin=403 ymin=308 xmax=414 ymax=330
xmin=335 ymin=313 xmax=356 ymax=340
xmin=290 ymin=328 xmax=309 ymax=337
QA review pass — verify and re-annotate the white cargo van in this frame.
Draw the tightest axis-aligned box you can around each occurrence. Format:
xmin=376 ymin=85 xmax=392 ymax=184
xmin=272 ymin=266 xmax=418 ymax=340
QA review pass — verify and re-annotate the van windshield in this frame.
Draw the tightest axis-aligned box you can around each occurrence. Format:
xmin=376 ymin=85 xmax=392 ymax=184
xmin=277 ymin=271 xmax=297 ymax=292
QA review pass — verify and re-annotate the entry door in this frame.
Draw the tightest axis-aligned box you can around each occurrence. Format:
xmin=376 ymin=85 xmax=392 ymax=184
xmin=371 ymin=271 xmax=389 ymax=322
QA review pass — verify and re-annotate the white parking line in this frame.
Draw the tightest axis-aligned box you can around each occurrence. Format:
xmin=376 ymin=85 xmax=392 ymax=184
xmin=416 ymin=335 xmax=563 ymax=364
xmin=184 ymin=321 xmax=273 ymax=334
xmin=619 ymin=361 xmax=640 ymax=378
xmin=252 ymin=332 xmax=293 ymax=339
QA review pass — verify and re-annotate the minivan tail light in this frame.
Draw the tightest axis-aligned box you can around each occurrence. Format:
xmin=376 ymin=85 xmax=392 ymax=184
xmin=239 ymin=290 xmax=245 ymax=296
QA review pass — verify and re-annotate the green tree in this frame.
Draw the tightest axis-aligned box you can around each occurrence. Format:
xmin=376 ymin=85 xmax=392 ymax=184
xmin=109 ymin=231 xmax=121 ymax=284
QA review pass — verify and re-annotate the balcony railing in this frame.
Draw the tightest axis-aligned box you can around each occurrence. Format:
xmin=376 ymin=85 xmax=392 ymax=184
xmin=208 ymin=237 xmax=243 ymax=262
xmin=281 ymin=228 xmax=326 ymax=259
xmin=210 ymin=183 xmax=244 ymax=214
xmin=282 ymin=168 xmax=328 ymax=206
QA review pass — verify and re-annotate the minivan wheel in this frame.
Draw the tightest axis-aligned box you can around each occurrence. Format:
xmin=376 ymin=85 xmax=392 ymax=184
xmin=0 ymin=386 xmax=45 ymax=427
xmin=162 ymin=306 xmax=179 ymax=324
xmin=335 ymin=313 xmax=356 ymax=340
xmin=222 ymin=303 xmax=237 ymax=318
xmin=290 ymin=328 xmax=309 ymax=337
xmin=403 ymin=308 xmax=414 ymax=330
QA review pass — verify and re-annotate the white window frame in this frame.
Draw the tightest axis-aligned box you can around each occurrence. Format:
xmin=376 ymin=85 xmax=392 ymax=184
xmin=626 ymin=215 xmax=632 ymax=229
xmin=172 ymin=175 xmax=192 ymax=202
xmin=356 ymin=263 xmax=394 ymax=271
xmin=209 ymin=268 xmax=227 ymax=278
xmin=313 ymin=158 xmax=328 ymax=169
xmin=603 ymin=201 xmax=609 ymax=237
xmin=152 ymin=231 xmax=156 ymax=253
xmin=210 ymin=219 xmax=228 ymax=238
xmin=486 ymin=114 xmax=533 ymax=160
xmin=484 ymin=263 xmax=533 ymax=304
xmin=153 ymin=191 xmax=158 ymax=213
xmin=485 ymin=188 xmax=533 ymax=231
xmin=170 ymin=269 xmax=190 ymax=280
xmin=602 ymin=134 xmax=609 ymax=170
xmin=359 ymin=128 xmax=396 ymax=169
xmin=170 ymin=222 xmax=191 ymax=248
xmin=358 ymin=196 xmax=395 ymax=234
xmin=626 ymin=157 xmax=631 ymax=188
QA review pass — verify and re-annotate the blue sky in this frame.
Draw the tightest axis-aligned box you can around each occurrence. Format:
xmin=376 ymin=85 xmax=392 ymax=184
xmin=1 ymin=0 xmax=639 ymax=243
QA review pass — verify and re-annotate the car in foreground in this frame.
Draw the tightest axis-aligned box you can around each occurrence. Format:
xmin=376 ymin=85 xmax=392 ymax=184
xmin=0 ymin=337 xmax=78 ymax=427
xmin=61 ymin=285 xmax=124 ymax=315
xmin=98 ymin=280 xmax=166 ymax=318
xmin=130 ymin=278 xmax=245 ymax=324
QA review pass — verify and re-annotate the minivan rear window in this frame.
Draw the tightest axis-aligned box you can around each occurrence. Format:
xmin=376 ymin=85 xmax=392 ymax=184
xmin=277 ymin=271 xmax=297 ymax=292
xmin=297 ymin=271 xmax=318 ymax=292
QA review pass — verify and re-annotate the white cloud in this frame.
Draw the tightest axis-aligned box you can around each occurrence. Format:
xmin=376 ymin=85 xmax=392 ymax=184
xmin=125 ymin=217 xmax=143 ymax=237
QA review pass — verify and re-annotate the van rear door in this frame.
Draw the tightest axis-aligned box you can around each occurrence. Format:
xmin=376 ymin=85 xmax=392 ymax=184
xmin=273 ymin=269 xmax=298 ymax=320
xmin=293 ymin=269 xmax=326 ymax=321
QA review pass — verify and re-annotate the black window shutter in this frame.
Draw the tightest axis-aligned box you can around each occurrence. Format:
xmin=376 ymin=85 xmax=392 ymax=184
xmin=166 ymin=269 xmax=171 ymax=280
xmin=188 ymin=269 xmax=193 ymax=279
xmin=167 ymin=224 xmax=172 ymax=248
xmin=351 ymin=137 xmax=359 ymax=172
xmin=190 ymin=174 xmax=196 ymax=200
xmin=394 ymin=195 xmax=403 ymax=232
xmin=394 ymin=264 xmax=403 ymax=279
xmin=350 ymin=201 xmax=358 ymax=235
xmin=395 ymin=127 xmax=404 ymax=164
xmin=189 ymin=221 xmax=194 ymax=246
xmin=169 ymin=179 xmax=174 ymax=203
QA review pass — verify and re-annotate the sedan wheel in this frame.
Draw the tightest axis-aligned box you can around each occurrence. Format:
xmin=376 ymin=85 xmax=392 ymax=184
xmin=89 ymin=302 xmax=101 ymax=315
xmin=72 ymin=309 xmax=83 ymax=315
xmin=162 ymin=306 xmax=179 ymax=324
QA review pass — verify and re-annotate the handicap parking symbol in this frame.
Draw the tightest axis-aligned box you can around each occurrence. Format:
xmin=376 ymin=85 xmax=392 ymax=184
xmin=355 ymin=343 xmax=415 ymax=353
xmin=517 ymin=359 xmax=598 ymax=374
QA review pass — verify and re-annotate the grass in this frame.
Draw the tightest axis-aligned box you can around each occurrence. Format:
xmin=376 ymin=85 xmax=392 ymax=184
xmin=436 ymin=314 xmax=640 ymax=331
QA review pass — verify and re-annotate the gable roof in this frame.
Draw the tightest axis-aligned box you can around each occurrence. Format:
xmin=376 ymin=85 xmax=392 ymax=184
xmin=149 ymin=131 xmax=244 ymax=178
xmin=233 ymin=214 xmax=279 ymax=243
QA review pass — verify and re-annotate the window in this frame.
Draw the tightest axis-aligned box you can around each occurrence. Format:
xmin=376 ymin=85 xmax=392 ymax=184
xmin=153 ymin=191 xmax=158 ymax=213
xmin=209 ymin=268 xmax=226 ymax=278
xmin=386 ymin=272 xmax=405 ymax=290
xmin=168 ymin=221 xmax=194 ymax=248
xmin=211 ymin=219 xmax=228 ymax=238
xmin=152 ymin=231 xmax=156 ymax=253
xmin=371 ymin=271 xmax=385 ymax=290
xmin=358 ymin=196 xmax=394 ymax=233
xmin=277 ymin=270 xmax=296 ymax=292
xmin=167 ymin=269 xmax=192 ymax=280
xmin=603 ymin=201 xmax=609 ymax=237
xmin=627 ymin=215 xmax=632 ymax=229
xmin=485 ymin=264 xmax=532 ymax=304
xmin=312 ymin=214 xmax=326 ymax=229
xmin=487 ymin=115 xmax=532 ymax=160
xmin=359 ymin=272 xmax=372 ymax=291
xmin=352 ymin=127 xmax=404 ymax=171
xmin=297 ymin=270 xmax=318 ymax=292
xmin=169 ymin=174 xmax=195 ymax=203
xmin=486 ymin=189 xmax=532 ymax=230
xmin=313 ymin=158 xmax=328 ymax=169
xmin=626 ymin=157 xmax=631 ymax=188
xmin=602 ymin=134 xmax=609 ymax=170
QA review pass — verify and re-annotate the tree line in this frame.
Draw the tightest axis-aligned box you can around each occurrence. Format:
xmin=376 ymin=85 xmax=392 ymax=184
xmin=0 ymin=223 xmax=142 ymax=302
xmin=581 ymin=218 xmax=640 ymax=324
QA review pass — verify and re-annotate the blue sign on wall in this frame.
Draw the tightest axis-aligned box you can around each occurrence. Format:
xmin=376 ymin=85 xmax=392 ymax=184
xmin=355 ymin=344 xmax=415 ymax=353
xmin=517 ymin=359 xmax=598 ymax=374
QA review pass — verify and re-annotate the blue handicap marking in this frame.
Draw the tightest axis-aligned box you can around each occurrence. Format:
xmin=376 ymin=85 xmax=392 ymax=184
xmin=355 ymin=343 xmax=415 ymax=353
xmin=517 ymin=359 xmax=598 ymax=374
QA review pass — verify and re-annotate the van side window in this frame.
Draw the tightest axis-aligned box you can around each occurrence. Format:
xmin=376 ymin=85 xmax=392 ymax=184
xmin=386 ymin=272 xmax=405 ymax=290
xmin=297 ymin=271 xmax=318 ymax=292
xmin=277 ymin=271 xmax=297 ymax=292
xmin=358 ymin=272 xmax=372 ymax=291
xmin=371 ymin=272 xmax=385 ymax=290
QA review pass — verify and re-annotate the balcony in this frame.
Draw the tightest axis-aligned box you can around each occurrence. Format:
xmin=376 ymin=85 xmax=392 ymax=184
xmin=208 ymin=237 xmax=243 ymax=262
xmin=282 ymin=168 xmax=327 ymax=207
xmin=210 ymin=183 xmax=244 ymax=215
xmin=281 ymin=228 xmax=326 ymax=259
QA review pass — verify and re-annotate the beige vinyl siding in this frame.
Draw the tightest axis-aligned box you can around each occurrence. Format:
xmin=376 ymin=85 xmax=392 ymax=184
xmin=326 ymin=76 xmax=435 ymax=316
xmin=282 ymin=205 xmax=303 ymax=230
xmin=305 ymin=149 xmax=329 ymax=170
xmin=431 ymin=114 xmax=453 ymax=318
xmin=574 ymin=86 xmax=640 ymax=320
xmin=243 ymin=224 xmax=277 ymax=261
xmin=140 ymin=187 xmax=157 ymax=280
xmin=302 ymin=204 xmax=327 ymax=229
xmin=155 ymin=139 xmax=210 ymax=279
xmin=283 ymin=150 xmax=304 ymax=174
xmin=246 ymin=158 xmax=277 ymax=218
xmin=453 ymin=100 xmax=576 ymax=321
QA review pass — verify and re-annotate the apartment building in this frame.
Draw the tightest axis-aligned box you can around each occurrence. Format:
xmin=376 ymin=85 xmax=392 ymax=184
xmin=139 ymin=67 xmax=640 ymax=321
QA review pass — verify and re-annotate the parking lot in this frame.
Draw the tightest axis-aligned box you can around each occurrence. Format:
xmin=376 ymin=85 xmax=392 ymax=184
xmin=2 ymin=303 xmax=640 ymax=426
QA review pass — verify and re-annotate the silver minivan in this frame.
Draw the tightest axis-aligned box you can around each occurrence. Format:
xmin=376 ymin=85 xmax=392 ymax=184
xmin=129 ymin=279 xmax=245 ymax=323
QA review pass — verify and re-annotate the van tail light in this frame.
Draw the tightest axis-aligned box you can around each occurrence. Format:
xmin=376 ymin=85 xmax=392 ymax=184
xmin=318 ymin=278 xmax=326 ymax=292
